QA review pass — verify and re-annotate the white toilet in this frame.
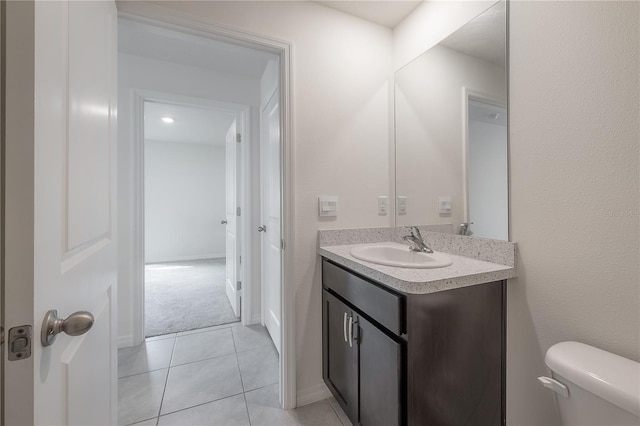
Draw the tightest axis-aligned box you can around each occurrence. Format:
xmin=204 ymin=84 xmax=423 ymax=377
xmin=539 ymin=341 xmax=640 ymax=426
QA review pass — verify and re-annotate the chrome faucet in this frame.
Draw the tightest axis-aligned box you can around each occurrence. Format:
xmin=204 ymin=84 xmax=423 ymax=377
xmin=458 ymin=222 xmax=474 ymax=236
xmin=402 ymin=226 xmax=434 ymax=253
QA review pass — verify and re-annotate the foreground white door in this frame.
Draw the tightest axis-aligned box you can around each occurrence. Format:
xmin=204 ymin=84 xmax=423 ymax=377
xmin=260 ymin=89 xmax=282 ymax=353
xmin=3 ymin=1 xmax=118 ymax=424
xmin=225 ymin=119 xmax=241 ymax=317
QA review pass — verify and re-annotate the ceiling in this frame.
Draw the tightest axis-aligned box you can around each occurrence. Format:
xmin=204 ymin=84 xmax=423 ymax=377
xmin=144 ymin=101 xmax=235 ymax=147
xmin=118 ymin=19 xmax=276 ymax=78
xmin=314 ymin=0 xmax=423 ymax=28
xmin=440 ymin=2 xmax=506 ymax=67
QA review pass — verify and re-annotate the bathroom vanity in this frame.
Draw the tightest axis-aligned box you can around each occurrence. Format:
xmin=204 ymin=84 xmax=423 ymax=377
xmin=319 ymin=228 xmax=516 ymax=426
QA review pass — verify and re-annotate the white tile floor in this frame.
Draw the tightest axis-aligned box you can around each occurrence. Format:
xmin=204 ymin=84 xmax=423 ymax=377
xmin=118 ymin=323 xmax=350 ymax=426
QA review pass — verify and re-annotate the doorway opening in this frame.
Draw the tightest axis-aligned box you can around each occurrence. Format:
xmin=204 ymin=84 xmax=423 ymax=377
xmin=463 ymin=89 xmax=508 ymax=240
xmin=116 ymin=8 xmax=295 ymax=421
xmin=142 ymin=100 xmax=241 ymax=337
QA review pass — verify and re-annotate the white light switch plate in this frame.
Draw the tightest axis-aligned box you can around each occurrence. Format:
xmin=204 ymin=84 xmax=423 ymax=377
xmin=318 ymin=196 xmax=338 ymax=217
xmin=438 ymin=196 xmax=452 ymax=214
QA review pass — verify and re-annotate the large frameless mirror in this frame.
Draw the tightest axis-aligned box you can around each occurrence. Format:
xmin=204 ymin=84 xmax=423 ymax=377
xmin=395 ymin=1 xmax=508 ymax=240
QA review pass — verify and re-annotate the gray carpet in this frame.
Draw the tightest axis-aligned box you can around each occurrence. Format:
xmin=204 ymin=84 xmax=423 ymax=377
xmin=145 ymin=259 xmax=240 ymax=337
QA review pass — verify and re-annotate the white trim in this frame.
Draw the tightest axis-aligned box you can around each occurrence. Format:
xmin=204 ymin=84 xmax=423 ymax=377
xmin=118 ymin=333 xmax=133 ymax=349
xmin=249 ymin=314 xmax=263 ymax=326
xmin=117 ymin=2 xmax=296 ymax=409
xmin=296 ymin=383 xmax=331 ymax=407
xmin=145 ymin=254 xmax=226 ymax=264
xmin=461 ymin=86 xmax=506 ymax=223
xmin=130 ymin=88 xmax=250 ymax=345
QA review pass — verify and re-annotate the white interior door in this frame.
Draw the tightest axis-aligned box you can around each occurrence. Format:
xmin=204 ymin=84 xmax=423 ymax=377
xmin=260 ymin=89 xmax=282 ymax=353
xmin=225 ymin=119 xmax=241 ymax=317
xmin=3 ymin=1 xmax=117 ymax=424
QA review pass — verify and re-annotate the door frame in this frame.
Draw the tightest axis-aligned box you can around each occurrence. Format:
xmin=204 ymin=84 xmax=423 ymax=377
xmin=130 ymin=89 xmax=251 ymax=343
xmin=118 ymin=3 xmax=296 ymax=410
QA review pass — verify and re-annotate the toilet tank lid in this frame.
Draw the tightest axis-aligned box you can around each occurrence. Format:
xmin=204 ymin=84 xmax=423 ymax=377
xmin=545 ymin=341 xmax=640 ymax=417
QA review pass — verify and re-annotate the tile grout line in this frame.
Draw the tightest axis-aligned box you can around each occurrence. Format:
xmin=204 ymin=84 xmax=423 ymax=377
xmin=154 ymin=391 xmax=246 ymax=419
xmin=230 ymin=327 xmax=248 ymax=393
xmin=155 ymin=336 xmax=178 ymax=423
xmin=242 ymin=392 xmax=252 ymax=426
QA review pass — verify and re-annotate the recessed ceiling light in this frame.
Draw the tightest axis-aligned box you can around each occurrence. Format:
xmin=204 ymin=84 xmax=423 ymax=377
xmin=162 ymin=117 xmax=174 ymax=124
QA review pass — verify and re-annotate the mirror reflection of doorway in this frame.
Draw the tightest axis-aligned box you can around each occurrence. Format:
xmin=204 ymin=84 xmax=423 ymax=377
xmin=143 ymin=101 xmax=240 ymax=337
xmin=466 ymin=97 xmax=508 ymax=240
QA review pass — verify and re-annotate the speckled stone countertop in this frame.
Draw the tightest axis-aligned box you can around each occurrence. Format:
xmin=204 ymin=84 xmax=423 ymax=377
xmin=318 ymin=227 xmax=517 ymax=295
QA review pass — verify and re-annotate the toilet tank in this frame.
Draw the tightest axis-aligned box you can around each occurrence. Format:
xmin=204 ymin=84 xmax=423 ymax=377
xmin=544 ymin=341 xmax=640 ymax=426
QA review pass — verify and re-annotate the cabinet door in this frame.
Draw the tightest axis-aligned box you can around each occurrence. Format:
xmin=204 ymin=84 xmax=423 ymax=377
xmin=323 ymin=290 xmax=358 ymax=423
xmin=358 ymin=314 xmax=403 ymax=426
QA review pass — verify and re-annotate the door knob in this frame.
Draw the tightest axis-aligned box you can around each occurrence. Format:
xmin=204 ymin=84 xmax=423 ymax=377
xmin=41 ymin=309 xmax=94 ymax=347
xmin=221 ymin=220 xmax=228 ymax=225
xmin=258 ymin=225 xmax=267 ymax=232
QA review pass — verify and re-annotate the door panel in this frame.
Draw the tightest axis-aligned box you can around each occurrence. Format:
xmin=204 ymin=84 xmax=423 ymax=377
xmin=359 ymin=314 xmax=403 ymax=426
xmin=261 ymin=89 xmax=281 ymax=352
xmin=225 ymin=119 xmax=240 ymax=317
xmin=4 ymin=1 xmax=118 ymax=424
xmin=322 ymin=291 xmax=358 ymax=423
xmin=63 ymin=294 xmax=112 ymax=425
xmin=66 ymin=1 xmax=112 ymax=250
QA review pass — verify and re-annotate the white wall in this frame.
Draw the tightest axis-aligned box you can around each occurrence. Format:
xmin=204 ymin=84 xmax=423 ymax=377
xmin=468 ymin=116 xmax=508 ymax=240
xmin=150 ymin=0 xmax=394 ymax=403
xmin=397 ymin=1 xmax=639 ymax=425
xmin=118 ymin=52 xmax=261 ymax=344
xmin=144 ymin=140 xmax=226 ymax=263
xmin=395 ymin=44 xmax=506 ymax=227
xmin=508 ymin=2 xmax=639 ymax=424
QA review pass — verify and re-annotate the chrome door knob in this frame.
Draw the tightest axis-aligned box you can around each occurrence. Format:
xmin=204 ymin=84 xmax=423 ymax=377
xmin=258 ymin=225 xmax=267 ymax=232
xmin=41 ymin=309 xmax=94 ymax=347
xmin=221 ymin=220 xmax=228 ymax=225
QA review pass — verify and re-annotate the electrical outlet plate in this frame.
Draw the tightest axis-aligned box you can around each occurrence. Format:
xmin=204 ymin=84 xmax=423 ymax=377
xmin=397 ymin=196 xmax=407 ymax=215
xmin=377 ymin=196 xmax=388 ymax=216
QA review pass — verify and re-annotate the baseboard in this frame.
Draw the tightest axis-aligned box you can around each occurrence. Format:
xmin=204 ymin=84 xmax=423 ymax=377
xmin=118 ymin=333 xmax=133 ymax=349
xmin=145 ymin=253 xmax=225 ymax=264
xmin=249 ymin=314 xmax=262 ymax=325
xmin=296 ymin=382 xmax=331 ymax=407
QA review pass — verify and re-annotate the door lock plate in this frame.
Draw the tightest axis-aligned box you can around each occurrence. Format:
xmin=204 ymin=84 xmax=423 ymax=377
xmin=8 ymin=325 xmax=32 ymax=361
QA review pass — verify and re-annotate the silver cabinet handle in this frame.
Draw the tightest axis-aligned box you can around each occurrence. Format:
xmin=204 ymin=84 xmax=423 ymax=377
xmin=41 ymin=310 xmax=94 ymax=347
xmin=348 ymin=315 xmax=354 ymax=347
xmin=343 ymin=312 xmax=348 ymax=343
xmin=258 ymin=225 xmax=267 ymax=232
xmin=221 ymin=220 xmax=227 ymax=225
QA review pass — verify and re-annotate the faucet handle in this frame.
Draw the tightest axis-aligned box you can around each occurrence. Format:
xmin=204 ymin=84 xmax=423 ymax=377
xmin=405 ymin=225 xmax=422 ymax=239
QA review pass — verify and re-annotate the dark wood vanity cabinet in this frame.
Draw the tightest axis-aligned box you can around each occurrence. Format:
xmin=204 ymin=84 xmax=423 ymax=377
xmin=323 ymin=290 xmax=403 ymax=426
xmin=322 ymin=258 xmax=505 ymax=426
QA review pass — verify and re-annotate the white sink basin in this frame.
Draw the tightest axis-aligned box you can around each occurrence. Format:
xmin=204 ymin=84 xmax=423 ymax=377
xmin=350 ymin=243 xmax=453 ymax=269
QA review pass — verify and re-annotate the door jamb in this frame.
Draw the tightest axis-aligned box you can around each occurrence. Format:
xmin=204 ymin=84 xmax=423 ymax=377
xmin=118 ymin=3 xmax=296 ymax=410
